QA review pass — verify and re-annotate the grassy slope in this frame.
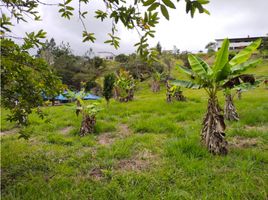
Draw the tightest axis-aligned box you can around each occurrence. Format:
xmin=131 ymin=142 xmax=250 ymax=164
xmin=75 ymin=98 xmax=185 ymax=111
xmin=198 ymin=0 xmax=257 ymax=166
xmin=1 ymin=63 xmax=268 ymax=200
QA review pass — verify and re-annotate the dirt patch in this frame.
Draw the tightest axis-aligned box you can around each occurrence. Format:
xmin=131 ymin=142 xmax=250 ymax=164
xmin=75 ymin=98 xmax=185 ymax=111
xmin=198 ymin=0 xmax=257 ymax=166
xmin=117 ymin=150 xmax=158 ymax=171
xmin=89 ymin=168 xmax=104 ymax=180
xmin=97 ymin=132 xmax=115 ymax=146
xmin=59 ymin=126 xmax=73 ymax=135
xmin=244 ymin=125 xmax=268 ymax=132
xmin=229 ymin=136 xmax=259 ymax=148
xmin=117 ymin=124 xmax=132 ymax=138
xmin=0 ymin=128 xmax=19 ymax=136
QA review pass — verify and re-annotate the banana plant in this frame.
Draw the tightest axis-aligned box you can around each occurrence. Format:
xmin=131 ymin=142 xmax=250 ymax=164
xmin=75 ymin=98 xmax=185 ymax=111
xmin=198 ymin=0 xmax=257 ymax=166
xmin=68 ymin=85 xmax=101 ymax=136
xmin=170 ymin=85 xmax=186 ymax=101
xmin=114 ymin=69 xmax=135 ymax=102
xmin=166 ymin=82 xmax=186 ymax=102
xmin=76 ymin=96 xmax=101 ymax=136
xmin=151 ymin=71 xmax=164 ymax=92
xmin=172 ymin=38 xmax=262 ymax=155
xmin=223 ymin=74 xmax=259 ymax=121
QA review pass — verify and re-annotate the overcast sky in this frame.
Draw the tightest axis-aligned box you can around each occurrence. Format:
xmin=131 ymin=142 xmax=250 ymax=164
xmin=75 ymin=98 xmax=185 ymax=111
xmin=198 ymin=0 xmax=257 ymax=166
xmin=8 ymin=0 xmax=268 ymax=55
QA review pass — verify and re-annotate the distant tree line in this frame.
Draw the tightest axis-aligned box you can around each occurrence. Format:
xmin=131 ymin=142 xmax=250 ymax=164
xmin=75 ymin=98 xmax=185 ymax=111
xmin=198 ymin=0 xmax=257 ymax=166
xmin=37 ymin=38 xmax=106 ymax=91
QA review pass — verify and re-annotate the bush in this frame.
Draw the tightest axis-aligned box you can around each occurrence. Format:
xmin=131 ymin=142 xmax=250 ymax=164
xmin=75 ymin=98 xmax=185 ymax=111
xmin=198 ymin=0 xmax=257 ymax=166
xmin=115 ymin=54 xmax=129 ymax=63
xmin=103 ymin=73 xmax=116 ymax=104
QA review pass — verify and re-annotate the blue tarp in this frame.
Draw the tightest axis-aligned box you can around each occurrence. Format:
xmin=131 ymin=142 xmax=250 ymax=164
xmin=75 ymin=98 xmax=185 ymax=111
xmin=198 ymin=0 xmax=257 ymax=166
xmin=55 ymin=94 xmax=68 ymax=101
xmin=83 ymin=93 xmax=101 ymax=100
xmin=42 ymin=91 xmax=101 ymax=102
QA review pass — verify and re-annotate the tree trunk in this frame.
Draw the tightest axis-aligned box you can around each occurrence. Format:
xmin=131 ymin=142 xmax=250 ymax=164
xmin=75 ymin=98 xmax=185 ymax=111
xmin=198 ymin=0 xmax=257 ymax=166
xmin=80 ymin=115 xmax=96 ymax=136
xmin=201 ymin=97 xmax=228 ymax=155
xmin=224 ymin=94 xmax=239 ymax=121
xmin=51 ymin=98 xmax=55 ymax=106
xmin=174 ymin=91 xmax=186 ymax=101
xmin=151 ymin=81 xmax=160 ymax=92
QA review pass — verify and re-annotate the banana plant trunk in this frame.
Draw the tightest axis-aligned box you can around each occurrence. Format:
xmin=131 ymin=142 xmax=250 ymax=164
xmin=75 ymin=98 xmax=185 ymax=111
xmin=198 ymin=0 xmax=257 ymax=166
xmin=128 ymin=89 xmax=134 ymax=101
xmin=224 ymin=94 xmax=239 ymax=121
xmin=237 ymin=89 xmax=242 ymax=100
xmin=166 ymin=82 xmax=172 ymax=103
xmin=151 ymin=80 xmax=160 ymax=92
xmin=174 ymin=91 xmax=186 ymax=101
xmin=201 ymin=97 xmax=228 ymax=155
xmin=117 ymin=89 xmax=134 ymax=102
xmin=80 ymin=114 xmax=96 ymax=136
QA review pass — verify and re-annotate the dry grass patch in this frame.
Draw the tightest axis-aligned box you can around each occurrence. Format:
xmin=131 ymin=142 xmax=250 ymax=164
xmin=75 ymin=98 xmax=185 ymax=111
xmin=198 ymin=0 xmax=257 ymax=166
xmin=97 ymin=132 xmax=115 ymax=146
xmin=117 ymin=123 xmax=132 ymax=138
xmin=97 ymin=124 xmax=132 ymax=146
xmin=116 ymin=149 xmax=159 ymax=172
xmin=0 ymin=128 xmax=19 ymax=136
xmin=244 ymin=125 xmax=268 ymax=132
xmin=229 ymin=136 xmax=260 ymax=148
xmin=59 ymin=126 xmax=73 ymax=135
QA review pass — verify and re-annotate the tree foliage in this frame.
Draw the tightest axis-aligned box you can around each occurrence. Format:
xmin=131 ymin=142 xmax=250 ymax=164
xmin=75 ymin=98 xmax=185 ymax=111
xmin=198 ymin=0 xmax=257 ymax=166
xmin=156 ymin=42 xmax=162 ymax=55
xmin=37 ymin=39 xmax=105 ymax=90
xmin=1 ymin=38 xmax=63 ymax=125
xmin=205 ymin=42 xmax=216 ymax=53
xmin=103 ymin=73 xmax=116 ymax=105
xmin=115 ymin=54 xmax=129 ymax=63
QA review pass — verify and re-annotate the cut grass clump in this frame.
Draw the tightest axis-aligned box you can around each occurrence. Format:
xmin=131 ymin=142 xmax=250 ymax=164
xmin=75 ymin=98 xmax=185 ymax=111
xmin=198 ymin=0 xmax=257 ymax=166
xmin=165 ymin=137 xmax=209 ymax=160
xmin=47 ymin=134 xmax=74 ymax=146
xmin=94 ymin=121 xmax=117 ymax=134
xmin=131 ymin=116 xmax=178 ymax=134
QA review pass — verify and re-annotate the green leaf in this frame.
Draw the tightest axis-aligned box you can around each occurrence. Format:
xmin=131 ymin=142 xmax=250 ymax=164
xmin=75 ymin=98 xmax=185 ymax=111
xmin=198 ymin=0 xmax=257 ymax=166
xmin=148 ymin=2 xmax=160 ymax=11
xmin=177 ymin=65 xmax=194 ymax=76
xmin=171 ymin=80 xmax=202 ymax=89
xmin=188 ymin=54 xmax=207 ymax=78
xmin=215 ymin=63 xmax=231 ymax=82
xmin=162 ymin=0 xmax=176 ymax=9
xmin=195 ymin=56 xmax=212 ymax=75
xmin=203 ymin=8 xmax=210 ymax=15
xmin=186 ymin=1 xmax=191 ymax=13
xmin=229 ymin=39 xmax=262 ymax=66
xmin=197 ymin=0 xmax=210 ymax=4
xmin=190 ymin=6 xmax=196 ymax=18
xmin=213 ymin=38 xmax=229 ymax=79
xmin=66 ymin=6 xmax=74 ymax=11
xmin=160 ymin=5 xmax=169 ymax=20
xmin=65 ymin=0 xmax=72 ymax=5
xmin=143 ymin=0 xmax=156 ymax=6
xmin=231 ymin=59 xmax=262 ymax=74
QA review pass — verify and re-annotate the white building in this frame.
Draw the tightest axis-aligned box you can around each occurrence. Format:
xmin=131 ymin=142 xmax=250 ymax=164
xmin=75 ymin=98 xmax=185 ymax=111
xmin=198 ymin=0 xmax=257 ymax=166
xmin=215 ymin=36 xmax=267 ymax=51
xmin=97 ymin=51 xmax=116 ymax=60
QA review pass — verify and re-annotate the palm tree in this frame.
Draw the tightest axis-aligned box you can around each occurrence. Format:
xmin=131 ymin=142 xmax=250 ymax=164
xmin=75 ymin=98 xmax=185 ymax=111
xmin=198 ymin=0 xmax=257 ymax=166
xmin=172 ymin=38 xmax=261 ymax=155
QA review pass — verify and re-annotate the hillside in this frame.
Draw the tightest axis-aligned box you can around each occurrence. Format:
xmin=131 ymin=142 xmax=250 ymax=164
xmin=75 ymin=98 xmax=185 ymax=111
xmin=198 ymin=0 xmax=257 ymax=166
xmin=1 ymin=62 xmax=268 ymax=199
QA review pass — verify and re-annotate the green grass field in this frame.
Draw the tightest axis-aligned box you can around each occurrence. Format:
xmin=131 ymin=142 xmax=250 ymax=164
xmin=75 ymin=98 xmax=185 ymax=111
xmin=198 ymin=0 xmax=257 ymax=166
xmin=1 ymin=64 xmax=268 ymax=200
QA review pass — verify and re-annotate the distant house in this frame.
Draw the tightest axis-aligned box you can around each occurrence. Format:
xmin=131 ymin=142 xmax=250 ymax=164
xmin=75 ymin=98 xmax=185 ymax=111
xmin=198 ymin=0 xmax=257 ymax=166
xmin=97 ymin=51 xmax=115 ymax=60
xmin=215 ymin=36 xmax=268 ymax=51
